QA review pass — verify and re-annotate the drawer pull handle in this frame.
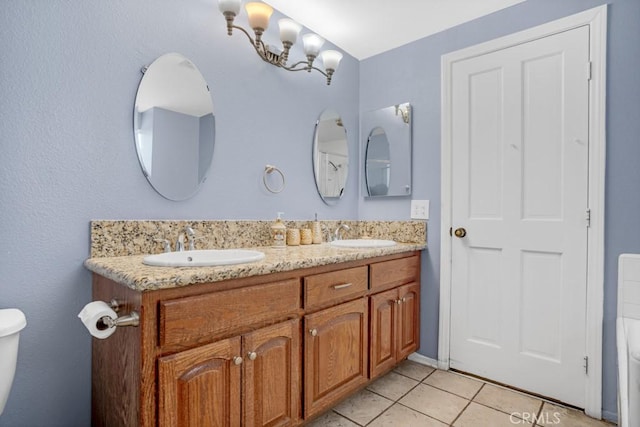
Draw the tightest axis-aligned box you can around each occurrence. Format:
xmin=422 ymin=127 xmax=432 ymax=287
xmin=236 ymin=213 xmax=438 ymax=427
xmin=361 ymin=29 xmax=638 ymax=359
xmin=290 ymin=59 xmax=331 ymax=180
xmin=310 ymin=329 xmax=318 ymax=337
xmin=233 ymin=356 xmax=243 ymax=365
xmin=333 ymin=283 xmax=353 ymax=290
xmin=248 ymin=351 xmax=257 ymax=361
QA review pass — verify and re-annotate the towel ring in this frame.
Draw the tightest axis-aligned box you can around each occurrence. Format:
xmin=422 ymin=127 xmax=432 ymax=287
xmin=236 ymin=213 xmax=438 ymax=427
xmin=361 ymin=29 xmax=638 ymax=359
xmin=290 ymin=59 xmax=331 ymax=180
xmin=263 ymin=164 xmax=285 ymax=194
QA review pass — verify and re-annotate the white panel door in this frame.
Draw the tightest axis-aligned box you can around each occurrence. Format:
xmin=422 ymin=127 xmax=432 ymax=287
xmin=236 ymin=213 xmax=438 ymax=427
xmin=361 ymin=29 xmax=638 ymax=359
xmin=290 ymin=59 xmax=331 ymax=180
xmin=449 ymin=25 xmax=590 ymax=407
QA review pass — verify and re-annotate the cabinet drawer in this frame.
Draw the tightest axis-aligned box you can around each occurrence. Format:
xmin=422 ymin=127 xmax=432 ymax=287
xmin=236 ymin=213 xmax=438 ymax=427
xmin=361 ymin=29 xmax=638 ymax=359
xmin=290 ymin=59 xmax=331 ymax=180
xmin=304 ymin=266 xmax=368 ymax=310
xmin=159 ymin=278 xmax=301 ymax=348
xmin=370 ymin=255 xmax=419 ymax=292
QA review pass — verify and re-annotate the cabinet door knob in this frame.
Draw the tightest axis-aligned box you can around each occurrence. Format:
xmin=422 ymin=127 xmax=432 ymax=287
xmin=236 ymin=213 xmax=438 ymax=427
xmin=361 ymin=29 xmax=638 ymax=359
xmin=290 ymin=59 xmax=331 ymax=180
xmin=309 ymin=329 xmax=318 ymax=337
xmin=402 ymin=297 xmax=406 ymax=303
xmin=396 ymin=299 xmax=402 ymax=305
xmin=233 ymin=356 xmax=243 ymax=365
xmin=248 ymin=351 xmax=257 ymax=361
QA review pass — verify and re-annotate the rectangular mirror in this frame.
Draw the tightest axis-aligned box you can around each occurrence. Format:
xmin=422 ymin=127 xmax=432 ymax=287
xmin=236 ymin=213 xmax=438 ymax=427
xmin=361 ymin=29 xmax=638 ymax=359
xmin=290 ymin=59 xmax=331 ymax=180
xmin=362 ymin=102 xmax=412 ymax=197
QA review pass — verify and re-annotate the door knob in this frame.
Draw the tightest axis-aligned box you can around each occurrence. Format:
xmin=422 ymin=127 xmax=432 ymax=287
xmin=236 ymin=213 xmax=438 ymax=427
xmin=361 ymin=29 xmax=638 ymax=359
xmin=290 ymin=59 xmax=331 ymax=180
xmin=309 ymin=329 xmax=318 ymax=337
xmin=233 ymin=356 xmax=243 ymax=365
xmin=454 ymin=227 xmax=467 ymax=238
xmin=248 ymin=351 xmax=257 ymax=361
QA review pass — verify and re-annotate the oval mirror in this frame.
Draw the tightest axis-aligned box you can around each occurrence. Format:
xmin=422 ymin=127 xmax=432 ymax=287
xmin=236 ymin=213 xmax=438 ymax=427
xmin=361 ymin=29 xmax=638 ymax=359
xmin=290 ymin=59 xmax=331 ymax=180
xmin=312 ymin=109 xmax=349 ymax=204
xmin=365 ymin=127 xmax=391 ymax=196
xmin=133 ymin=53 xmax=215 ymax=201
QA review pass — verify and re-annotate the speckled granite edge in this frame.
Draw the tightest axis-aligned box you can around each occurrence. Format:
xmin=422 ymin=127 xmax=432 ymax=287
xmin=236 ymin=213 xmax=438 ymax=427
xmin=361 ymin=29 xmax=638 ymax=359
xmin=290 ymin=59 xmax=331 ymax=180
xmin=90 ymin=220 xmax=426 ymax=258
xmin=84 ymin=243 xmax=426 ymax=291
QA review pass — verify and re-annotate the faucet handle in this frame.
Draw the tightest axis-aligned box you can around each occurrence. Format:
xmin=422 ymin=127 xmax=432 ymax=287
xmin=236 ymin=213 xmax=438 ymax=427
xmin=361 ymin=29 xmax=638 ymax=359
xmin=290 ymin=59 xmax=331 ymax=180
xmin=153 ymin=238 xmax=172 ymax=253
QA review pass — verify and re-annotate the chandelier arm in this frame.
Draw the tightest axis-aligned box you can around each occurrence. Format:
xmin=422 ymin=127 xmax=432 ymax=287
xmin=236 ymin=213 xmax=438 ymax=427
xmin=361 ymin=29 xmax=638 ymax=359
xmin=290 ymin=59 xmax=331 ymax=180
xmin=231 ymin=25 xmax=270 ymax=62
xmin=280 ymin=64 xmax=328 ymax=77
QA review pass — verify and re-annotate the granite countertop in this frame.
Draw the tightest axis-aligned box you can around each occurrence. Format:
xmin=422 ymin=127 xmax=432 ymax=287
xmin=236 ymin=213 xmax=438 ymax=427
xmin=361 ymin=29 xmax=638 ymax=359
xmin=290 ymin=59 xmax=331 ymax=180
xmin=85 ymin=242 xmax=425 ymax=292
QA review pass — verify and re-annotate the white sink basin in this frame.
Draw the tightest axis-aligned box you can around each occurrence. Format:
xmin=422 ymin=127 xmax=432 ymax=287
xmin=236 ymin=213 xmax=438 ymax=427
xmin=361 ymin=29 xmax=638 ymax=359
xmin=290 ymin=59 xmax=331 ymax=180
xmin=143 ymin=249 xmax=265 ymax=267
xmin=330 ymin=239 xmax=397 ymax=249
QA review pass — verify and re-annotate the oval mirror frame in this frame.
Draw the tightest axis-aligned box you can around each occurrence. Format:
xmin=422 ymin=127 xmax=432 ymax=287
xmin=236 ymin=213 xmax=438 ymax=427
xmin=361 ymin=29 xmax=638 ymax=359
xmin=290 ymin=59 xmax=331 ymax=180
xmin=133 ymin=53 xmax=215 ymax=201
xmin=312 ymin=109 xmax=349 ymax=205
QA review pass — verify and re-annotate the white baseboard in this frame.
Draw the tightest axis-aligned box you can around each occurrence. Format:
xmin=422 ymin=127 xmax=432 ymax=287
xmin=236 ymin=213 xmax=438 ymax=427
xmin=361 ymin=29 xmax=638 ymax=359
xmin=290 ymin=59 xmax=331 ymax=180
xmin=408 ymin=353 xmax=439 ymax=369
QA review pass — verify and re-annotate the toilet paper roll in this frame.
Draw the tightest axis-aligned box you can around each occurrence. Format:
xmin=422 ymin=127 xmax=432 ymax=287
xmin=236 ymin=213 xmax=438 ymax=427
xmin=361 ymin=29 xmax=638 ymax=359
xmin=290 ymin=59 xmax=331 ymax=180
xmin=78 ymin=301 xmax=118 ymax=339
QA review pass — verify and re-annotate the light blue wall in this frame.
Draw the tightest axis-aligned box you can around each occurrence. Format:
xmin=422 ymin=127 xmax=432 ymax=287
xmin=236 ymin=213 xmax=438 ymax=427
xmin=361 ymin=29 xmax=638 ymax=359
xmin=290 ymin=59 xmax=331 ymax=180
xmin=0 ymin=1 xmax=359 ymax=425
xmin=359 ymin=0 xmax=640 ymax=421
xmin=3 ymin=0 xmax=638 ymax=425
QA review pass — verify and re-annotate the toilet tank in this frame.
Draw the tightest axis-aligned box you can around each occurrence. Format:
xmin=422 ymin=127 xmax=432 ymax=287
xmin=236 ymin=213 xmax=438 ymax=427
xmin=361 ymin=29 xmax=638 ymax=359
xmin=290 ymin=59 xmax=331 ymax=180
xmin=0 ymin=308 xmax=27 ymax=416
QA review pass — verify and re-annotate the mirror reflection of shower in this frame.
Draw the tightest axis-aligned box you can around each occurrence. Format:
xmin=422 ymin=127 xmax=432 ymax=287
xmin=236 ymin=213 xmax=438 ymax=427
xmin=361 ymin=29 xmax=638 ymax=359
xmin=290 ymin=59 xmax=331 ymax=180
xmin=313 ymin=109 xmax=349 ymax=204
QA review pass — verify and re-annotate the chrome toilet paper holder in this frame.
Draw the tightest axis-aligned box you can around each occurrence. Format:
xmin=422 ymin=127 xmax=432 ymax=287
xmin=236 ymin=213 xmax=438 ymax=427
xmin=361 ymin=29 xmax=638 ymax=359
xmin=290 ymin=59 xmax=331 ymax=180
xmin=97 ymin=299 xmax=140 ymax=330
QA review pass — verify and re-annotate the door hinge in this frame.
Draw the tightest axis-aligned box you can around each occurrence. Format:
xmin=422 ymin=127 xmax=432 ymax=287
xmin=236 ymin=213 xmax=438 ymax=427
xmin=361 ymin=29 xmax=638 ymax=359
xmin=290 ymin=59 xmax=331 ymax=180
xmin=584 ymin=356 xmax=589 ymax=374
xmin=586 ymin=209 xmax=591 ymax=228
xmin=587 ymin=61 xmax=592 ymax=81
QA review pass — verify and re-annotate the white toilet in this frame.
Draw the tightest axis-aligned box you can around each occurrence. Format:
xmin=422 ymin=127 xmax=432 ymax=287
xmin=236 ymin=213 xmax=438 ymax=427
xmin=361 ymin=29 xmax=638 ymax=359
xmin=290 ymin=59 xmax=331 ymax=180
xmin=0 ymin=308 xmax=26 ymax=416
xmin=618 ymin=254 xmax=640 ymax=427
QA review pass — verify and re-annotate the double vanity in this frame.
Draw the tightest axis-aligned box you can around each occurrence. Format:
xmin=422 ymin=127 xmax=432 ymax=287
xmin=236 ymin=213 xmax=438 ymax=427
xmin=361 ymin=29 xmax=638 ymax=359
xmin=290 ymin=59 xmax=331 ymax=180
xmin=85 ymin=220 xmax=425 ymax=426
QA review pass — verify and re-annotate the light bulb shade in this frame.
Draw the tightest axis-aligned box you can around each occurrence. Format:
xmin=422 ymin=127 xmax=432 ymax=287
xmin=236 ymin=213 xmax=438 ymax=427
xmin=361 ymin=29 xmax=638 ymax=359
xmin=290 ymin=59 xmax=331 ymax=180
xmin=320 ymin=50 xmax=343 ymax=71
xmin=303 ymin=33 xmax=325 ymax=57
xmin=245 ymin=2 xmax=273 ymax=30
xmin=278 ymin=19 xmax=302 ymax=44
xmin=218 ymin=0 xmax=242 ymax=15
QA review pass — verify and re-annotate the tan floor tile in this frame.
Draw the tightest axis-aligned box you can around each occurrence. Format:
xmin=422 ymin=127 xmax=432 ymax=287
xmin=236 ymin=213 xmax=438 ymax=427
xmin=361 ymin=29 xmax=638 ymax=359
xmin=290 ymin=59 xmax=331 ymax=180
xmin=368 ymin=403 xmax=448 ymax=427
xmin=454 ymin=402 xmax=532 ymax=426
xmin=367 ymin=371 xmax=419 ymax=401
xmin=305 ymin=410 xmax=360 ymax=427
xmin=399 ymin=383 xmax=469 ymax=424
xmin=474 ymin=383 xmax=542 ymax=416
xmin=333 ymin=389 xmax=393 ymax=426
xmin=423 ymin=370 xmax=483 ymax=399
xmin=538 ymin=402 xmax=613 ymax=427
xmin=393 ymin=359 xmax=436 ymax=381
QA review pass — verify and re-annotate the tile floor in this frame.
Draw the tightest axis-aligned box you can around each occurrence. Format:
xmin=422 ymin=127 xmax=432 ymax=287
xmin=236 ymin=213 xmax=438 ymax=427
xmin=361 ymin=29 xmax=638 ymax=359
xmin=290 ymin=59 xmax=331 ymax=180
xmin=307 ymin=360 xmax=614 ymax=427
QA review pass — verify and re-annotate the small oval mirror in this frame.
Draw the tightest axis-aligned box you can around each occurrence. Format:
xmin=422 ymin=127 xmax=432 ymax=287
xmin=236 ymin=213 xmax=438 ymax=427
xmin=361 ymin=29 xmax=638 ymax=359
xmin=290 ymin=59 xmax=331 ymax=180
xmin=365 ymin=127 xmax=391 ymax=196
xmin=133 ymin=53 xmax=215 ymax=201
xmin=313 ymin=109 xmax=348 ymax=204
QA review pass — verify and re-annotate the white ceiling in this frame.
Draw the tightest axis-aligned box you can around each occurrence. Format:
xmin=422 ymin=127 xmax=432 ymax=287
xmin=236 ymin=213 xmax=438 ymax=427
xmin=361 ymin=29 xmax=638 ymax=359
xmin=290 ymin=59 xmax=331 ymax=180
xmin=263 ymin=0 xmax=526 ymax=60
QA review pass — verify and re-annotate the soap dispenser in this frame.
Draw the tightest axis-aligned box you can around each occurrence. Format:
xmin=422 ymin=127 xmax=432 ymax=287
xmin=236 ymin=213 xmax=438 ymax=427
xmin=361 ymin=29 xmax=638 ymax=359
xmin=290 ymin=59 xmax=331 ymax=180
xmin=271 ymin=212 xmax=287 ymax=248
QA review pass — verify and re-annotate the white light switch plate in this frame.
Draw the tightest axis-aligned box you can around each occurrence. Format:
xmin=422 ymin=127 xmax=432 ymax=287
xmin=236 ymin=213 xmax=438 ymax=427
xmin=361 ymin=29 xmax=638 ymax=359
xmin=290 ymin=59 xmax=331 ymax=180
xmin=410 ymin=200 xmax=429 ymax=220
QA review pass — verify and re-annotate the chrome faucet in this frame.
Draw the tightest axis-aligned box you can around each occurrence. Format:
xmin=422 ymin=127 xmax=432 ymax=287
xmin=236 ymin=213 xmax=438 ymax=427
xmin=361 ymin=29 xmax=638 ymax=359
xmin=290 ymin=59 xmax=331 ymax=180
xmin=333 ymin=224 xmax=351 ymax=241
xmin=184 ymin=226 xmax=196 ymax=250
xmin=176 ymin=226 xmax=197 ymax=252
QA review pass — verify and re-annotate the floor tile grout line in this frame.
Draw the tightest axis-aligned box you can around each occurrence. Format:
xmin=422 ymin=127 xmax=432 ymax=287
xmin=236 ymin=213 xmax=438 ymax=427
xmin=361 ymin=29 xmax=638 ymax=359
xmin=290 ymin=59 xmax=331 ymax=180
xmin=449 ymin=382 xmax=485 ymax=426
xmin=394 ymin=401 xmax=454 ymax=426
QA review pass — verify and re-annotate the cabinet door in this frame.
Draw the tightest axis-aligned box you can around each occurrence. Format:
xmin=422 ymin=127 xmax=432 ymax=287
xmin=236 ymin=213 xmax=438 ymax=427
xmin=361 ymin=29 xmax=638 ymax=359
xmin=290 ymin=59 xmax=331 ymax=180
xmin=369 ymin=288 xmax=399 ymax=379
xmin=397 ymin=282 xmax=420 ymax=360
xmin=304 ymin=298 xmax=369 ymax=418
xmin=158 ymin=337 xmax=242 ymax=427
xmin=243 ymin=319 xmax=301 ymax=427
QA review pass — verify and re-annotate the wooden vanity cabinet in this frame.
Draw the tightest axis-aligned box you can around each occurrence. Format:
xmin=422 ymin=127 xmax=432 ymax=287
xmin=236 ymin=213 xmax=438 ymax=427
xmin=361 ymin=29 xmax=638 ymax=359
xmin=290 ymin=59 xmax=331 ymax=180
xmin=369 ymin=257 xmax=421 ymax=379
xmin=304 ymin=298 xmax=369 ymax=418
xmin=91 ymin=251 xmax=421 ymax=427
xmin=158 ymin=319 xmax=301 ymax=427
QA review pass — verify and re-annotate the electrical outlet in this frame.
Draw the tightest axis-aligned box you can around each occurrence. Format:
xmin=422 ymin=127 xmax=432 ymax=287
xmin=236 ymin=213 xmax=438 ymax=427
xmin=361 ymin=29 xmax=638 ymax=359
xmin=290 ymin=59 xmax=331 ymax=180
xmin=410 ymin=200 xmax=429 ymax=220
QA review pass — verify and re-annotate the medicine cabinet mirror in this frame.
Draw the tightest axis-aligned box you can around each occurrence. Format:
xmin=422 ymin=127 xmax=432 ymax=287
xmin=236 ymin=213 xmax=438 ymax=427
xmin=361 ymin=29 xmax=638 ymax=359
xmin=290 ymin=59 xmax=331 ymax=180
xmin=313 ymin=109 xmax=349 ymax=205
xmin=133 ymin=53 xmax=215 ymax=201
xmin=362 ymin=102 xmax=412 ymax=197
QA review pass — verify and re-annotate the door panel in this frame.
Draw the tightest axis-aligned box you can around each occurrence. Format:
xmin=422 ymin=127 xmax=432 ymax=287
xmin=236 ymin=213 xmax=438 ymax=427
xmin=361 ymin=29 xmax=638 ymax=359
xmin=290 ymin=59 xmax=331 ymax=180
xmin=243 ymin=319 xmax=300 ymax=427
xmin=158 ymin=337 xmax=241 ymax=427
xmin=370 ymin=288 xmax=398 ymax=378
xmin=450 ymin=26 xmax=589 ymax=407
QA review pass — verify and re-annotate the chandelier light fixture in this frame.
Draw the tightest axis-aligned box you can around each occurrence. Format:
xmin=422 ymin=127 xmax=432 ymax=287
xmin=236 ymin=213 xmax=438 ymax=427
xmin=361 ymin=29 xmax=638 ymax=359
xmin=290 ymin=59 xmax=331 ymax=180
xmin=218 ymin=0 xmax=343 ymax=85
